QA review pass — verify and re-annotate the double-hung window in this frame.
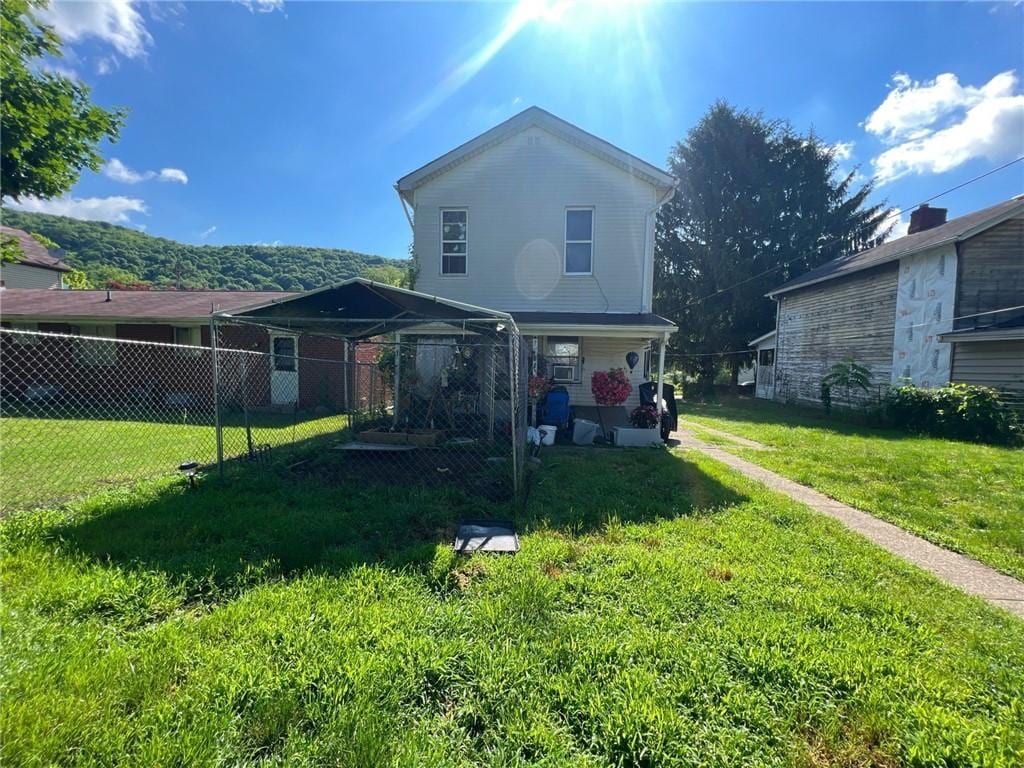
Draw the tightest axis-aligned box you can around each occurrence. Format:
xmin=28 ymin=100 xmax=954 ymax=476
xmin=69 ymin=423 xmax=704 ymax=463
xmin=546 ymin=336 xmax=581 ymax=382
xmin=441 ymin=209 xmax=468 ymax=275
xmin=565 ymin=208 xmax=593 ymax=274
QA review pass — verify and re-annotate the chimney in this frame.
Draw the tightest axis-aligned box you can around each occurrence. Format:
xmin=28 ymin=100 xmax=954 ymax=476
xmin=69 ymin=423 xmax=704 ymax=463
xmin=908 ymin=204 xmax=947 ymax=235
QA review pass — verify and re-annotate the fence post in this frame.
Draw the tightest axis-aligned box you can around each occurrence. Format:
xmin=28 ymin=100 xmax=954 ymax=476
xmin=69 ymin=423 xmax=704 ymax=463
xmin=210 ymin=317 xmax=224 ymax=479
xmin=508 ymin=330 xmax=520 ymax=504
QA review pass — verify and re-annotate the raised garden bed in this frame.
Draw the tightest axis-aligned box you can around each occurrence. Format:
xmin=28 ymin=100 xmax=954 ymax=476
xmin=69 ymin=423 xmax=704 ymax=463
xmin=359 ymin=428 xmax=446 ymax=447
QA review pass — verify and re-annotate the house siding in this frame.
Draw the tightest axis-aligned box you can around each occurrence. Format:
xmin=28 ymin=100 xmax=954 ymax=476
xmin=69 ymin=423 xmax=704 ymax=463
xmin=774 ymin=263 xmax=898 ymax=405
xmin=951 ymin=340 xmax=1024 ymax=409
xmin=1 ymin=262 xmax=63 ymax=289
xmin=538 ymin=334 xmax=652 ymax=410
xmin=954 ymin=216 xmax=1024 ymax=329
xmin=411 ymin=125 xmax=659 ymax=314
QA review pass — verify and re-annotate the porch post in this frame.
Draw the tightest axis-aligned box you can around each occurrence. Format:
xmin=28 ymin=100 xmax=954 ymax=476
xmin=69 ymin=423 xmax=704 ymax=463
xmin=655 ymin=331 xmax=668 ymax=423
xmin=393 ymin=332 xmax=402 ymax=426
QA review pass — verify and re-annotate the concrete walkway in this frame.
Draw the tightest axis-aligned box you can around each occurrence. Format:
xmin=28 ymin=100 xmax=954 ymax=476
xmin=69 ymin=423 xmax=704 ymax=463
xmin=672 ymin=430 xmax=1024 ymax=618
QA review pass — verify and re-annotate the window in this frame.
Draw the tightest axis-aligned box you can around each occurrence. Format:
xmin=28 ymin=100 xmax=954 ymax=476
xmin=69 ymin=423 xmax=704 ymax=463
xmin=758 ymin=348 xmax=775 ymax=366
xmin=546 ymin=336 xmax=580 ymax=382
xmin=174 ymin=326 xmax=202 ymax=356
xmin=565 ymin=208 xmax=593 ymax=274
xmin=441 ymin=209 xmax=467 ymax=274
xmin=74 ymin=324 xmax=117 ymax=366
xmin=643 ymin=347 xmax=652 ymax=379
xmin=272 ymin=336 xmax=297 ymax=372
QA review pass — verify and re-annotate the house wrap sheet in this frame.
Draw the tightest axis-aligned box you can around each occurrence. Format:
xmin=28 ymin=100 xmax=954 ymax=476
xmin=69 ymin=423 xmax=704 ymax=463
xmin=891 ymin=247 xmax=956 ymax=387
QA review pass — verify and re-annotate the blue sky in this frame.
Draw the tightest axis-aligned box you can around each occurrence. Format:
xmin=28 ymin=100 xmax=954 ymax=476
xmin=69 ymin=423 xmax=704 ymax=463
xmin=12 ymin=1 xmax=1024 ymax=259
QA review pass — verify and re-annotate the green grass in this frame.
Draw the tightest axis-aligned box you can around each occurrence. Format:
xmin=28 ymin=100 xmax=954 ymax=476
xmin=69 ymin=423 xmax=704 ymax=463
xmin=677 ymin=397 xmax=1024 ymax=580
xmin=2 ymin=447 xmax=1023 ymax=766
xmin=0 ymin=412 xmax=349 ymax=510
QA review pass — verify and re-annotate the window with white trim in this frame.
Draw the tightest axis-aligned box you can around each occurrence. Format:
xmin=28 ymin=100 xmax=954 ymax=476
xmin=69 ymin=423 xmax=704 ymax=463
xmin=564 ymin=208 xmax=593 ymax=274
xmin=73 ymin=324 xmax=117 ymax=366
xmin=546 ymin=336 xmax=581 ymax=382
xmin=441 ymin=209 xmax=467 ymax=274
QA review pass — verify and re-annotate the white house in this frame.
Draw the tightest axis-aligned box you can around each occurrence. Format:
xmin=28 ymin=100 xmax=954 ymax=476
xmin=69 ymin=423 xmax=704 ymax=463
xmin=395 ymin=107 xmax=677 ymax=408
xmin=0 ymin=226 xmax=71 ymax=289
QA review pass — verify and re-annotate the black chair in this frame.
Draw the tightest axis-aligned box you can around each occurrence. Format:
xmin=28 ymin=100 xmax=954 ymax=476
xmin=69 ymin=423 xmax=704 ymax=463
xmin=639 ymin=381 xmax=678 ymax=442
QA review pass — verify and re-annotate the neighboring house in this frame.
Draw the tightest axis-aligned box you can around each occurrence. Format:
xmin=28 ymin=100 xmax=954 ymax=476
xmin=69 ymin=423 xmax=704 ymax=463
xmin=762 ymin=196 xmax=1024 ymax=408
xmin=748 ymin=330 xmax=776 ymax=400
xmin=0 ymin=289 xmax=374 ymax=410
xmin=0 ymin=226 xmax=72 ymax=289
xmin=395 ymin=106 xmax=677 ymax=408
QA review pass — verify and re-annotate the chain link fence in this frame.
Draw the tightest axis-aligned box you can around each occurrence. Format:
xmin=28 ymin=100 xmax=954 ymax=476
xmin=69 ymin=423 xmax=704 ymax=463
xmin=2 ymin=324 xmax=525 ymax=512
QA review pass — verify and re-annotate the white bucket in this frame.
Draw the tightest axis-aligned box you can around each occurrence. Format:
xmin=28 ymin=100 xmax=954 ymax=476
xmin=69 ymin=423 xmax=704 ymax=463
xmin=538 ymin=424 xmax=557 ymax=446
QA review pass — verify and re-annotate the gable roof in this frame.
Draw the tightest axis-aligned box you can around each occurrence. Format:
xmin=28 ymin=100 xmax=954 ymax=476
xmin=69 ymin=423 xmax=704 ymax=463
xmin=768 ymin=195 xmax=1024 ymax=297
xmin=1 ymin=289 xmax=296 ymax=322
xmin=0 ymin=226 xmax=72 ymax=272
xmin=396 ymin=106 xmax=675 ymax=201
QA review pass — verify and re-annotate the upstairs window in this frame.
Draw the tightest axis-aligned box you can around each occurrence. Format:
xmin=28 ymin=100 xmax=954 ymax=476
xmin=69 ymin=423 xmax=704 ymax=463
xmin=441 ymin=209 xmax=467 ymax=274
xmin=565 ymin=208 xmax=593 ymax=274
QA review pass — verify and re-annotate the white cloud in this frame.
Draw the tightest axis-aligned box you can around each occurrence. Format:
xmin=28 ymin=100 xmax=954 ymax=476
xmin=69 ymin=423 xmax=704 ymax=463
xmin=234 ymin=0 xmax=285 ymax=13
xmin=40 ymin=1 xmax=152 ymax=59
xmin=865 ymin=71 xmax=1024 ymax=184
xmin=157 ymin=167 xmax=189 ymax=184
xmin=880 ymin=212 xmax=911 ymax=242
xmin=104 ymin=158 xmax=188 ymax=185
xmin=7 ymin=195 xmax=148 ymax=224
xmin=831 ymin=141 xmax=855 ymax=162
xmin=199 ymin=225 xmax=217 ymax=239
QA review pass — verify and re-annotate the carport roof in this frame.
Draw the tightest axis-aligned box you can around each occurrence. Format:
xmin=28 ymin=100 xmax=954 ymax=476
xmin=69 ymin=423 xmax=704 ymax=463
xmin=215 ymin=278 xmax=514 ymax=339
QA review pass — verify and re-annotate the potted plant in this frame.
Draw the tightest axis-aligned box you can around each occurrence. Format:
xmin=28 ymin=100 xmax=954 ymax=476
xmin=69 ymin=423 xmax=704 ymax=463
xmin=611 ymin=398 xmax=662 ymax=448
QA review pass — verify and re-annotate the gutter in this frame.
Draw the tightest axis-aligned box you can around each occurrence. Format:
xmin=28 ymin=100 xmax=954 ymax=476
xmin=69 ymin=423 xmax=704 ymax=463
xmin=395 ymin=184 xmax=414 ymax=233
xmin=641 ymin=181 xmax=678 ymax=311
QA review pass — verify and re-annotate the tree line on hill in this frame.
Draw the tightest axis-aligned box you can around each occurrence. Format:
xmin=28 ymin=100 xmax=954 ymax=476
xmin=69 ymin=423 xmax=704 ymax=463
xmin=1 ymin=210 xmax=406 ymax=291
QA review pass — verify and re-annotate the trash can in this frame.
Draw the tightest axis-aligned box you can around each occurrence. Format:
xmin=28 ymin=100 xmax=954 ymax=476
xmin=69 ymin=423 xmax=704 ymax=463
xmin=572 ymin=418 xmax=599 ymax=446
xmin=538 ymin=424 xmax=558 ymax=446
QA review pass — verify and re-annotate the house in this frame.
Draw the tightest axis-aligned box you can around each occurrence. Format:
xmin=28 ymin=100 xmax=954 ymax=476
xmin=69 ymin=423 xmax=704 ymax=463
xmin=761 ymin=196 xmax=1024 ymax=408
xmin=0 ymin=226 xmax=72 ymax=289
xmin=394 ymin=106 xmax=678 ymax=409
xmin=0 ymin=289 xmax=374 ymax=410
xmin=748 ymin=330 xmax=776 ymax=400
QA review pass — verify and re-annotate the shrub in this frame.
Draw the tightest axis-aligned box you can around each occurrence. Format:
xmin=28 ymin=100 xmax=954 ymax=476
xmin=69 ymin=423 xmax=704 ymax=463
xmin=882 ymin=383 xmax=1020 ymax=445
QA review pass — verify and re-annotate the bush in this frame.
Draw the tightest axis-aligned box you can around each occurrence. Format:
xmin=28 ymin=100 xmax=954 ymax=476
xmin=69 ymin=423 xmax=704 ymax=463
xmin=882 ymin=383 xmax=1020 ymax=445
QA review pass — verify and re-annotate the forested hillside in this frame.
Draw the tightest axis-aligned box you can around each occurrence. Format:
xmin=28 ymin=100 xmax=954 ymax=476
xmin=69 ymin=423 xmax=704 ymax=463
xmin=1 ymin=210 xmax=402 ymax=291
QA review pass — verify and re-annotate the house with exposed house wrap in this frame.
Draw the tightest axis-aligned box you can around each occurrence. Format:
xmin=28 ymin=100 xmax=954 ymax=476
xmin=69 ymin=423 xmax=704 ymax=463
xmin=755 ymin=196 xmax=1024 ymax=408
xmin=395 ymin=106 xmax=678 ymax=409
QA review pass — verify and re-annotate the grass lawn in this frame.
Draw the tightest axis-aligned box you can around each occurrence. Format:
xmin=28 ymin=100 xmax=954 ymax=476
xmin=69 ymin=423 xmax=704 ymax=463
xmin=2 ymin=447 xmax=1023 ymax=766
xmin=676 ymin=398 xmax=1024 ymax=581
xmin=0 ymin=412 xmax=349 ymax=510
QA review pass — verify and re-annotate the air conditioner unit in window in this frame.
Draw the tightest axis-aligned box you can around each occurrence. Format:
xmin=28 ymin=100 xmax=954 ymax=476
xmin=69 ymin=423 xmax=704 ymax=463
xmin=552 ymin=365 xmax=575 ymax=381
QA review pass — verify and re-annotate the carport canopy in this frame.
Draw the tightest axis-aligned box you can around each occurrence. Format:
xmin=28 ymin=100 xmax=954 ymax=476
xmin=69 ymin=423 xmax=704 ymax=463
xmin=214 ymin=278 xmax=514 ymax=340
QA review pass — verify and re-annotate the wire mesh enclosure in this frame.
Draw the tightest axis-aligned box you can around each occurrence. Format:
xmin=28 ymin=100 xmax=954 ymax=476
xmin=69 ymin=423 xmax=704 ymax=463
xmin=212 ymin=317 xmax=527 ymax=507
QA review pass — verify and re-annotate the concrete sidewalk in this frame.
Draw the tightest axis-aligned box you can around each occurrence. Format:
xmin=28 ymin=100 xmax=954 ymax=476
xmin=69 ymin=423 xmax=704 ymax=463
xmin=672 ymin=430 xmax=1024 ymax=618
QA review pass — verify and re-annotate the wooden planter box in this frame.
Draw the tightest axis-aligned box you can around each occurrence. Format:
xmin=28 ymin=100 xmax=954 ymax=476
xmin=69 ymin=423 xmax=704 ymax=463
xmin=611 ymin=427 xmax=661 ymax=448
xmin=359 ymin=428 xmax=445 ymax=447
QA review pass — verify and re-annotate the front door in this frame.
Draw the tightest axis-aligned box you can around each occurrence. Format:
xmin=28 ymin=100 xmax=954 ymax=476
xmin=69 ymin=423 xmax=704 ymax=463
xmin=270 ymin=334 xmax=299 ymax=405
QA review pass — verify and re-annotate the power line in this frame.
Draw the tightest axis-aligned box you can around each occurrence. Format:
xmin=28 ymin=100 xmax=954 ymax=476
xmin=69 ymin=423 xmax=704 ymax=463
xmin=675 ymin=156 xmax=1024 ymax=309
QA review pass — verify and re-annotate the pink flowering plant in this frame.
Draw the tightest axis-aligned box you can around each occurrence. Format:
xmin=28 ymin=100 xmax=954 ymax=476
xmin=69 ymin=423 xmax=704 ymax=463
xmin=630 ymin=403 xmax=659 ymax=429
xmin=591 ymin=368 xmax=632 ymax=406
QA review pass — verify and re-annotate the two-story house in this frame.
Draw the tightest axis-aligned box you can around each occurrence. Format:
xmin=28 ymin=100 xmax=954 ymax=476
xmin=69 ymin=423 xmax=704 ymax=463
xmin=395 ymin=107 xmax=677 ymax=408
xmin=1 ymin=226 xmax=71 ymax=289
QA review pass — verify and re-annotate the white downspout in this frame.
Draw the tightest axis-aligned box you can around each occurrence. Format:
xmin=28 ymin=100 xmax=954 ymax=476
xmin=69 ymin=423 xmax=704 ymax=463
xmin=641 ymin=183 xmax=678 ymax=312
